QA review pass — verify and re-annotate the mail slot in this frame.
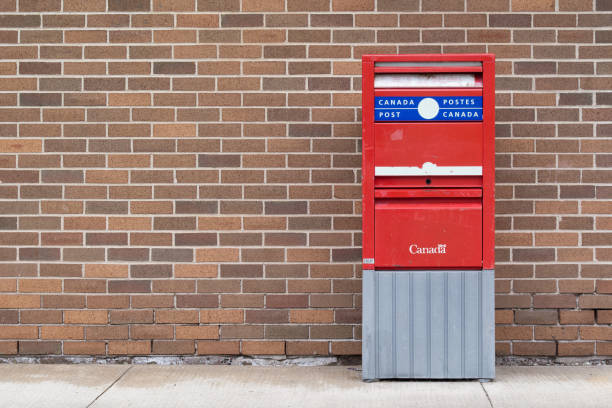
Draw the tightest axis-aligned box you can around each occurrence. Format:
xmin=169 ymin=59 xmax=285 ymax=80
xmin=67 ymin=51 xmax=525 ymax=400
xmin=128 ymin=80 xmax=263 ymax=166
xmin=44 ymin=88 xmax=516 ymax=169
xmin=361 ymin=54 xmax=496 ymax=380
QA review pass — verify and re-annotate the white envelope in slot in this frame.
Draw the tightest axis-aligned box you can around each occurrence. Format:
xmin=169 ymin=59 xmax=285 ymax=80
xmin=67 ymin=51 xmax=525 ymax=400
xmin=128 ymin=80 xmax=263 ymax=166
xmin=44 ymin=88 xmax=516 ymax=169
xmin=374 ymin=73 xmax=479 ymax=88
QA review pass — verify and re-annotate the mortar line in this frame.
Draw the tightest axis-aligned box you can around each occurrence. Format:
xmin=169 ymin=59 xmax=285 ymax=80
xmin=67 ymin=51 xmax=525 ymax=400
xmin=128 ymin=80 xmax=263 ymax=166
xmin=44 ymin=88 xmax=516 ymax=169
xmin=86 ymin=365 xmax=133 ymax=408
xmin=480 ymin=381 xmax=494 ymax=408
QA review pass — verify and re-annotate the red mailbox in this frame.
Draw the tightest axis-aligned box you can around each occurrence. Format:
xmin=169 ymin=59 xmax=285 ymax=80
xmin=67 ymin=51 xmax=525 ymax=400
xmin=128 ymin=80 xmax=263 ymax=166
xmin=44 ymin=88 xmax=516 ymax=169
xmin=361 ymin=53 xmax=495 ymax=272
xmin=361 ymin=54 xmax=495 ymax=380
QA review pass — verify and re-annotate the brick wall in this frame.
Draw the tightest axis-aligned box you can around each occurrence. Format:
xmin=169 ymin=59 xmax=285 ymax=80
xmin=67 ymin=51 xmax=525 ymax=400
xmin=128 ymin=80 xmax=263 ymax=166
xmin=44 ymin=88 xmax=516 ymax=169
xmin=0 ymin=0 xmax=610 ymax=359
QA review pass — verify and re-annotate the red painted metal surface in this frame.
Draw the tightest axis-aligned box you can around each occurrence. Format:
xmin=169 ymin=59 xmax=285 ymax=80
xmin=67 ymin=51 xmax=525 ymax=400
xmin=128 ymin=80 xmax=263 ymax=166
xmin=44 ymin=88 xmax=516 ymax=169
xmin=374 ymin=88 xmax=482 ymax=96
xmin=374 ymin=122 xmax=483 ymax=170
xmin=375 ymin=188 xmax=482 ymax=199
xmin=374 ymin=66 xmax=483 ymax=74
xmin=361 ymin=53 xmax=495 ymax=271
xmin=374 ymin=88 xmax=483 ymax=97
xmin=374 ymin=176 xmax=482 ymax=188
xmin=375 ymin=196 xmax=483 ymax=268
xmin=482 ymin=57 xmax=496 ymax=270
xmin=361 ymin=56 xmax=375 ymax=270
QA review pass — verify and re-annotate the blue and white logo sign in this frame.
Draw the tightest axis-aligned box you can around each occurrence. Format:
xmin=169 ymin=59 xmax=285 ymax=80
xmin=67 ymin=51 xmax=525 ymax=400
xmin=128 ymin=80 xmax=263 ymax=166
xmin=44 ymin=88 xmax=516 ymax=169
xmin=375 ymin=96 xmax=483 ymax=121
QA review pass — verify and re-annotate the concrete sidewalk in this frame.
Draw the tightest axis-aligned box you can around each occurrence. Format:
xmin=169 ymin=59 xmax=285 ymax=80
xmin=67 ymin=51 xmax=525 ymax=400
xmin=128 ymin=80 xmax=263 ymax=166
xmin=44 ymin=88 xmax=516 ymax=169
xmin=1 ymin=364 xmax=611 ymax=407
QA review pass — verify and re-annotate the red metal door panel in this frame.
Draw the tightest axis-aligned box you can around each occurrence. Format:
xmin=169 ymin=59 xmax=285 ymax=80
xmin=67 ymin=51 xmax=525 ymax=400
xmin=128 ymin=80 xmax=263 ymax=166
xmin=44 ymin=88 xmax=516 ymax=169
xmin=374 ymin=197 xmax=482 ymax=268
xmin=374 ymin=122 xmax=482 ymax=169
xmin=375 ymin=188 xmax=482 ymax=198
xmin=374 ymin=175 xmax=482 ymax=188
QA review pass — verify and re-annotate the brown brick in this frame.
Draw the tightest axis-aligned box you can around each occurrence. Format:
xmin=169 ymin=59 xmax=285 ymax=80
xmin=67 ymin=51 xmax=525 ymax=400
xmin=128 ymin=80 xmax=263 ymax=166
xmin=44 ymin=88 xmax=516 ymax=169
xmin=580 ymin=295 xmax=612 ymax=309
xmin=581 ymin=327 xmax=612 ymax=340
xmin=288 ymin=14 xmax=338 ymax=28
xmin=534 ymin=327 xmax=578 ymax=341
xmin=420 ymin=0 xmax=464 ymax=11
xmin=64 ymin=341 xmax=106 ymax=355
xmin=20 ymin=310 xmax=61 ymax=325
xmin=513 ymin=342 xmax=556 ymax=356
xmin=515 ymin=310 xmax=557 ymax=325
xmin=512 ymin=0 xmax=554 ymax=11
xmin=176 ymin=14 xmax=217 ymax=27
xmin=132 ymin=265 xmax=173 ymax=279
xmin=0 ymin=14 xmax=40 ymax=27
xmin=43 ymin=14 xmax=84 ymax=27
xmin=65 ymin=310 xmax=108 ymax=325
xmin=153 ymin=62 xmax=196 ymax=75
xmin=420 ymin=29 xmax=464 ymax=43
xmin=108 ymin=0 xmax=150 ymax=11
xmin=559 ymin=310 xmax=593 ymax=325
xmin=311 ymin=325 xmax=353 ymax=339
xmin=109 ymin=280 xmax=151 ymax=293
xmin=130 ymin=295 xmax=173 ymax=309
xmin=331 ymin=0 xmax=372 ymax=10
xmin=220 ymin=14 xmax=261 ymax=28
xmin=154 ymin=310 xmax=198 ymax=324
xmin=195 ymin=340 xmax=238 ymax=354
xmin=62 ymin=0 xmax=104 ymax=11
xmin=110 ymin=310 xmax=153 ymax=324
xmin=220 ymin=294 xmax=263 ymax=309
xmin=129 ymin=45 xmax=172 ymax=59
xmin=63 ymin=279 xmax=105 ymax=293
xmin=557 ymin=280 xmax=595 ymax=294
xmin=19 ymin=341 xmax=61 ymax=355
xmin=108 ymin=340 xmax=150 ymax=355
xmin=19 ymin=278 xmax=62 ymax=293
xmin=533 ymin=295 xmax=577 ymax=309
xmin=558 ymin=342 xmax=595 ymax=357
xmin=19 ymin=0 xmax=59 ymax=11
xmin=19 ymin=62 xmax=61 ymax=76
xmin=219 ymin=325 xmax=262 ymax=340
xmin=286 ymin=0 xmax=327 ymax=11
xmin=0 ymin=325 xmax=38 ymax=340
xmin=242 ymin=340 xmax=285 ymax=355
xmin=87 ymin=295 xmax=129 ymax=309
xmin=262 ymin=293 xmax=306 ymax=308
xmin=0 ymin=310 xmax=18 ymax=324
xmin=287 ymin=341 xmax=329 ymax=356
xmin=374 ymin=0 xmax=417 ymax=10
xmin=198 ymin=29 xmax=240 ymax=45
xmin=42 ymin=325 xmax=84 ymax=340
xmin=132 ymin=325 xmax=173 ymax=340
xmin=597 ymin=341 xmax=612 ymax=356
xmin=291 ymin=310 xmax=334 ymax=323
xmin=264 ymin=325 xmax=308 ymax=339
xmin=597 ymin=310 xmax=612 ymax=324
xmin=152 ymin=340 xmax=194 ymax=355
xmin=332 ymin=341 xmax=361 ymax=355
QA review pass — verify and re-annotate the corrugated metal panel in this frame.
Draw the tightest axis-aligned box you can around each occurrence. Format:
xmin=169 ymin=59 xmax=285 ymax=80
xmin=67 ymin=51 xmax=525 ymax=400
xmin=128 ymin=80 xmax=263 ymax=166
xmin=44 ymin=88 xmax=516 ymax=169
xmin=362 ymin=269 xmax=495 ymax=380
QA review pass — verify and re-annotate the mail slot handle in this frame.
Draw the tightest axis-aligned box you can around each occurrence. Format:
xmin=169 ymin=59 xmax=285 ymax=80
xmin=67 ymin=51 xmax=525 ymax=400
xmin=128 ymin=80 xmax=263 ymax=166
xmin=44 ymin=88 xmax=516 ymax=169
xmin=375 ymin=67 xmax=483 ymax=74
xmin=374 ymin=61 xmax=483 ymax=68
xmin=374 ymin=188 xmax=482 ymax=199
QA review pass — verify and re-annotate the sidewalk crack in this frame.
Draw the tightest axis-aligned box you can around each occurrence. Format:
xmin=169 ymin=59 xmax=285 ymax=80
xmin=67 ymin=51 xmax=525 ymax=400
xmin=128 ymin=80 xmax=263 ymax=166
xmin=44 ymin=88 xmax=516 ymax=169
xmin=480 ymin=381 xmax=494 ymax=408
xmin=86 ymin=365 xmax=133 ymax=408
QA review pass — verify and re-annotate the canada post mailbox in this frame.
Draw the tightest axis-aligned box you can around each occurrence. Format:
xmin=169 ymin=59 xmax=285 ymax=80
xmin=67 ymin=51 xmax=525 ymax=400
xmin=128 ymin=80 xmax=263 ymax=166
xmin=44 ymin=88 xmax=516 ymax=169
xmin=361 ymin=54 xmax=495 ymax=380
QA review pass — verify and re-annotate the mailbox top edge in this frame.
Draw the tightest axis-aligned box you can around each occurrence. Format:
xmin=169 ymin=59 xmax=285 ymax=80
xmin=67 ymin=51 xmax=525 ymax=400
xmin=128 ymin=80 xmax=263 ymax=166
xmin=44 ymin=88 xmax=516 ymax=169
xmin=362 ymin=54 xmax=495 ymax=63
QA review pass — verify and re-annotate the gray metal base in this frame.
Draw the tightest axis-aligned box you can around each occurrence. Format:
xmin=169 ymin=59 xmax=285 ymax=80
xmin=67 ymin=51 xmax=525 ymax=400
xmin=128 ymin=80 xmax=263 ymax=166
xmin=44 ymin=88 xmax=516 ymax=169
xmin=362 ymin=269 xmax=495 ymax=380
